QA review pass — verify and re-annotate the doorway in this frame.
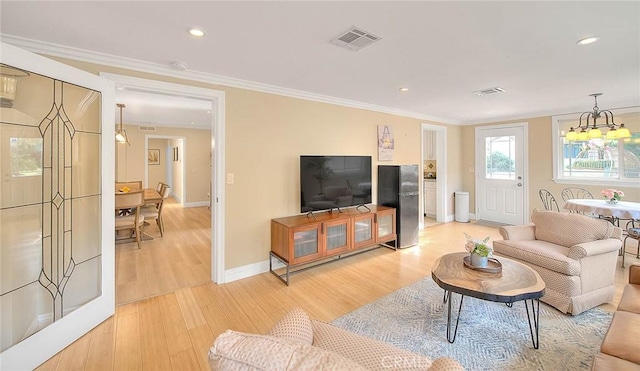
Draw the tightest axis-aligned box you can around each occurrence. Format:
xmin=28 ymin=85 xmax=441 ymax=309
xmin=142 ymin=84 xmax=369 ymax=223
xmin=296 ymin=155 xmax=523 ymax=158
xmin=421 ymin=123 xmax=447 ymax=227
xmin=102 ymin=72 xmax=226 ymax=285
xmin=475 ymin=123 xmax=529 ymax=225
xmin=145 ymin=135 xmax=186 ymax=204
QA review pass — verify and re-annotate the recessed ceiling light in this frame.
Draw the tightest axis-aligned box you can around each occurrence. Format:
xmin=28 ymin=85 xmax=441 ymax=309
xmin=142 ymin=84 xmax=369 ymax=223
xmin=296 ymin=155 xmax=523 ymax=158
xmin=206 ymin=110 xmax=212 ymax=114
xmin=576 ymin=36 xmax=600 ymax=45
xmin=399 ymin=87 xmax=409 ymax=92
xmin=189 ymin=121 xmax=195 ymax=125
xmin=189 ymin=28 xmax=205 ymax=37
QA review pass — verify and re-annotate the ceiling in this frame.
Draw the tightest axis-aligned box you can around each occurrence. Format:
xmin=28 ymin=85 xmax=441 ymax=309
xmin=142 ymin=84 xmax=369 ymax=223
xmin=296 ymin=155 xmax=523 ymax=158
xmin=1 ymin=1 xmax=639 ymax=126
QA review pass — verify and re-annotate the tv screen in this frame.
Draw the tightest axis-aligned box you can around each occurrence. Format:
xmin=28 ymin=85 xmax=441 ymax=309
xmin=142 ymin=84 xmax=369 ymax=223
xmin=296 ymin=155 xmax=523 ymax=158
xmin=300 ymin=155 xmax=372 ymax=213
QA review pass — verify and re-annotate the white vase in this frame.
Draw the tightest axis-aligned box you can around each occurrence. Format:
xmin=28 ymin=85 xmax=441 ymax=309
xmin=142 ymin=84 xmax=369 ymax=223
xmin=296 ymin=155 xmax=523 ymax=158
xmin=470 ymin=253 xmax=488 ymax=268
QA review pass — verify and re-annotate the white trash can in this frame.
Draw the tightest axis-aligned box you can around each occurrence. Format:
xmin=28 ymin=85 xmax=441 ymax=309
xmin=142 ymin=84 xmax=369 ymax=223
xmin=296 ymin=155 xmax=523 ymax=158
xmin=454 ymin=191 xmax=469 ymax=223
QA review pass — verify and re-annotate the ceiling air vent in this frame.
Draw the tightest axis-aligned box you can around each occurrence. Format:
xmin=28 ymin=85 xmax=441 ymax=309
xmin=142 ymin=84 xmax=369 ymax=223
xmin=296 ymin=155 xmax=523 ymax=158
xmin=329 ymin=26 xmax=381 ymax=51
xmin=473 ymin=87 xmax=506 ymax=96
xmin=138 ymin=125 xmax=156 ymax=132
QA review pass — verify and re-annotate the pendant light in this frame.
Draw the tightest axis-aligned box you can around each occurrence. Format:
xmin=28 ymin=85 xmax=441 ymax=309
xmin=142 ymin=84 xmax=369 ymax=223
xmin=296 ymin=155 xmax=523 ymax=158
xmin=565 ymin=93 xmax=632 ymax=141
xmin=115 ymin=103 xmax=130 ymax=145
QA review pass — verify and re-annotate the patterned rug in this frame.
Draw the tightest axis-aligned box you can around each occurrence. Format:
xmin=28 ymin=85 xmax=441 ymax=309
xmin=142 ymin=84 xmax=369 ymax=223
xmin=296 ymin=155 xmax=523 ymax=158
xmin=332 ymin=278 xmax=612 ymax=370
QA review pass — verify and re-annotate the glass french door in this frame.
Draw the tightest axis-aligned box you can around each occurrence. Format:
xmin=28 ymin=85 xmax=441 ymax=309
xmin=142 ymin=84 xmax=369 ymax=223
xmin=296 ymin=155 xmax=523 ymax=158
xmin=0 ymin=43 xmax=114 ymax=370
xmin=475 ymin=124 xmax=528 ymax=225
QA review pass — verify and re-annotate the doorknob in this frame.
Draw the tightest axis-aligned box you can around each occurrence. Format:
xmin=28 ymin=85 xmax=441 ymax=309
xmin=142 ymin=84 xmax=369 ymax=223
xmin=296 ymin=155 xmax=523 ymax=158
xmin=517 ymin=183 xmax=522 ymax=187
xmin=517 ymin=176 xmax=522 ymax=180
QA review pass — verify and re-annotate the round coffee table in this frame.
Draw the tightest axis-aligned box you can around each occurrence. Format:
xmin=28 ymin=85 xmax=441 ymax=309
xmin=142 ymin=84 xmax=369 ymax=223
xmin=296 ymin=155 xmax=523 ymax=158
xmin=431 ymin=252 xmax=546 ymax=349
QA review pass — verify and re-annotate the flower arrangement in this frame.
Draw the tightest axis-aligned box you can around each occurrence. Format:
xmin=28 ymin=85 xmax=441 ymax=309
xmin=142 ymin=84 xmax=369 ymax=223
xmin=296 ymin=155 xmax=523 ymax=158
xmin=119 ymin=186 xmax=131 ymax=193
xmin=464 ymin=233 xmax=492 ymax=257
xmin=601 ymin=189 xmax=624 ymax=204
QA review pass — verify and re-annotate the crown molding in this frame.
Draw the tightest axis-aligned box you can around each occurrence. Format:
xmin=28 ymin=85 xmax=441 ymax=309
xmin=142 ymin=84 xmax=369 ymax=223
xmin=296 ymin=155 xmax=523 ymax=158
xmin=1 ymin=34 xmax=459 ymax=125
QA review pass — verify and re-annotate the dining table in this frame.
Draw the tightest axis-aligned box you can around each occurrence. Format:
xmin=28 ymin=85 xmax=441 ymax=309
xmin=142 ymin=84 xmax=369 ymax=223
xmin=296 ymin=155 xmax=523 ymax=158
xmin=563 ymin=199 xmax=640 ymax=224
xmin=143 ymin=188 xmax=163 ymax=204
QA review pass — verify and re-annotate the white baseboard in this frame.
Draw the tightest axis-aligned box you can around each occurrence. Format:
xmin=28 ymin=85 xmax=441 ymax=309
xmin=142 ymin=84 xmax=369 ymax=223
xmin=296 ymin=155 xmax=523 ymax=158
xmin=184 ymin=201 xmax=209 ymax=208
xmin=171 ymin=193 xmax=182 ymax=203
xmin=224 ymin=257 xmax=285 ymax=283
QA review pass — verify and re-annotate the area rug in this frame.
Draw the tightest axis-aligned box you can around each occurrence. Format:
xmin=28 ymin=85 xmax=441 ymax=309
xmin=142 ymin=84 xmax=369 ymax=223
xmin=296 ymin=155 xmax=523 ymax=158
xmin=332 ymin=278 xmax=612 ymax=370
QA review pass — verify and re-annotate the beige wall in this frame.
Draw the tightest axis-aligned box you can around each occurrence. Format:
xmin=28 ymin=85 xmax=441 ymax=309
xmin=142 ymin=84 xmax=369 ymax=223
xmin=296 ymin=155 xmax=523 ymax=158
xmin=462 ymin=116 xmax=640 ymax=221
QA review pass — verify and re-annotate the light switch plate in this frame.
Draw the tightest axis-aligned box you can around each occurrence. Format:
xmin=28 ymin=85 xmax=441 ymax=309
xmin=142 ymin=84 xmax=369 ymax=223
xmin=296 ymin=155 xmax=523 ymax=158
xmin=227 ymin=173 xmax=234 ymax=184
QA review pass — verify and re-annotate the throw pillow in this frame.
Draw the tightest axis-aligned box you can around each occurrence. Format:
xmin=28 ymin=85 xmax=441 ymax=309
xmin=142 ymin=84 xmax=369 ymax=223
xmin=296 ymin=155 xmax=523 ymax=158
xmin=208 ymin=330 xmax=367 ymax=371
xmin=531 ymin=209 xmax=613 ymax=247
xmin=267 ymin=308 xmax=314 ymax=345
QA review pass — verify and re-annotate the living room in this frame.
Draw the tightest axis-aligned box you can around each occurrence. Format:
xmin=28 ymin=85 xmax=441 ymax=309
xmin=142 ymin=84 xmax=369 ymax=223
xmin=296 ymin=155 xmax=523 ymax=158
xmin=1 ymin=1 xmax=639 ymax=370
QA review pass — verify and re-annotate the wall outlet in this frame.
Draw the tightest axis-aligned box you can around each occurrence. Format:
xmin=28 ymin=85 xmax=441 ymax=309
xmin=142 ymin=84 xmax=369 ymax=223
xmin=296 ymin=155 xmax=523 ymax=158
xmin=227 ymin=173 xmax=234 ymax=184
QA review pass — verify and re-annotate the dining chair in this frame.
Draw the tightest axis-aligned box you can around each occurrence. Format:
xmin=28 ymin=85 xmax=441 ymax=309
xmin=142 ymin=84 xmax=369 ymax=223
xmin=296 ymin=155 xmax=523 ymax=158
xmin=141 ymin=185 xmax=171 ymax=237
xmin=561 ymin=187 xmax=593 ymax=202
xmin=115 ymin=189 xmax=145 ymax=249
xmin=539 ymin=189 xmax=559 ymax=212
xmin=622 ymin=220 xmax=640 ymax=268
xmin=116 ymin=180 xmax=143 ymax=191
xmin=561 ymin=187 xmax=595 ymax=215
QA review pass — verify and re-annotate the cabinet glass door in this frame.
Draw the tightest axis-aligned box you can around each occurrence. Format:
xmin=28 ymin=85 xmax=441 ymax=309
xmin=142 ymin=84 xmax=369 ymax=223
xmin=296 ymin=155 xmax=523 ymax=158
xmin=324 ymin=219 xmax=349 ymax=256
xmin=353 ymin=214 xmax=375 ymax=249
xmin=377 ymin=212 xmax=395 ymax=241
xmin=293 ymin=227 xmax=319 ymax=262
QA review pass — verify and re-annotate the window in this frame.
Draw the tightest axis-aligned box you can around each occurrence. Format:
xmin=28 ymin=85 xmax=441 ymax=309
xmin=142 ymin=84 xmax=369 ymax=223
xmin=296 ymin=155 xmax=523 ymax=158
xmin=485 ymin=135 xmax=516 ymax=179
xmin=553 ymin=109 xmax=640 ymax=186
xmin=10 ymin=137 xmax=42 ymax=177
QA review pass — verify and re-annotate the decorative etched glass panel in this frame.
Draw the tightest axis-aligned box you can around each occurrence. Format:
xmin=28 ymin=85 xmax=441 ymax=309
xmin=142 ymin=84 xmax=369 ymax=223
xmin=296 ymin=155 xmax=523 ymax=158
xmin=485 ymin=136 xmax=516 ymax=179
xmin=0 ymin=63 xmax=102 ymax=351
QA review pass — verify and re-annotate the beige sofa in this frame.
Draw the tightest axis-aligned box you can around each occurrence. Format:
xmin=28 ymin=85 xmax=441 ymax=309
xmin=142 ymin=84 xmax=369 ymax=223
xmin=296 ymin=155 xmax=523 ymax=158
xmin=592 ymin=263 xmax=640 ymax=370
xmin=493 ymin=209 xmax=622 ymax=315
xmin=209 ymin=308 xmax=464 ymax=371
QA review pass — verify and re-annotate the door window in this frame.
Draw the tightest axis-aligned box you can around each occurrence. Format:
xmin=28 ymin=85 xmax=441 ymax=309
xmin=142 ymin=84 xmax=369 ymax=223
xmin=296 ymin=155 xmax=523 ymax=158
xmin=485 ymin=136 xmax=516 ymax=180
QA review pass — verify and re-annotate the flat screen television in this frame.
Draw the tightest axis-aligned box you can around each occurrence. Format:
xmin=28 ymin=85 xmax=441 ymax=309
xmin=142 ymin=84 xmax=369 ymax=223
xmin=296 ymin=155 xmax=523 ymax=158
xmin=300 ymin=155 xmax=372 ymax=213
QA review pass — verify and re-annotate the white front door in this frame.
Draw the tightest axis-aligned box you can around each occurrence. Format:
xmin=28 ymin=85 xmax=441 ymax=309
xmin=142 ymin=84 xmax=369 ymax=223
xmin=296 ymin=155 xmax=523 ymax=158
xmin=0 ymin=43 xmax=115 ymax=370
xmin=475 ymin=124 xmax=528 ymax=225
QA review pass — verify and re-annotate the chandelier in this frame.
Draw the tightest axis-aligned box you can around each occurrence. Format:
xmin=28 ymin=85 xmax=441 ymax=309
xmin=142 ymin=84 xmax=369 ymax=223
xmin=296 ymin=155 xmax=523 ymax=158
xmin=115 ymin=103 xmax=130 ymax=145
xmin=566 ymin=93 xmax=631 ymax=141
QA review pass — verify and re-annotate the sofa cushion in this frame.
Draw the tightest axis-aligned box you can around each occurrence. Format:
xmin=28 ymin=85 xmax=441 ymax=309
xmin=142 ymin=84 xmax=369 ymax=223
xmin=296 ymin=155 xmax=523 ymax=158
xmin=493 ymin=239 xmax=581 ymax=276
xmin=600 ymin=311 xmax=640 ymax=365
xmin=591 ymin=352 xmax=640 ymax=371
xmin=531 ymin=209 xmax=614 ymax=247
xmin=267 ymin=308 xmax=314 ymax=345
xmin=208 ymin=330 xmax=367 ymax=371
xmin=617 ymin=284 xmax=640 ymax=314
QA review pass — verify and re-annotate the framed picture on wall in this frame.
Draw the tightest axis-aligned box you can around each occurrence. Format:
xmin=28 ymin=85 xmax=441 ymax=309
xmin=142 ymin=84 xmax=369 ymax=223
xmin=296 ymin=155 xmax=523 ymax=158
xmin=148 ymin=149 xmax=160 ymax=165
xmin=378 ymin=125 xmax=394 ymax=161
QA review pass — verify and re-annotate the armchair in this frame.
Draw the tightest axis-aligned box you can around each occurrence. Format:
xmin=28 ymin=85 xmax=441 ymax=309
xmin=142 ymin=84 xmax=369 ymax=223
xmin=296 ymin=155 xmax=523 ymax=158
xmin=493 ymin=209 xmax=622 ymax=315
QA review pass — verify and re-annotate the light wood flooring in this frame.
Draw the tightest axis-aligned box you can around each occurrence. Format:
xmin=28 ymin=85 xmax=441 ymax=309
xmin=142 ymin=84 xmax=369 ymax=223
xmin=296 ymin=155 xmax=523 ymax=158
xmin=116 ymin=198 xmax=212 ymax=305
xmin=38 ymin=217 xmax=636 ymax=370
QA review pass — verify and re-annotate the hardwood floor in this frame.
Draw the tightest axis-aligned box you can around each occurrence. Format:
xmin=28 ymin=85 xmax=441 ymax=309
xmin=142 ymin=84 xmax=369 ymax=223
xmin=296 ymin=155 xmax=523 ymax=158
xmin=116 ymin=198 xmax=212 ymax=304
xmin=38 ymin=217 xmax=635 ymax=370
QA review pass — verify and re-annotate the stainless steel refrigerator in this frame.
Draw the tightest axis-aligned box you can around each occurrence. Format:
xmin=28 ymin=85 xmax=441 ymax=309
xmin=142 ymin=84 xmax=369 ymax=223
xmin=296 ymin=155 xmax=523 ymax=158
xmin=377 ymin=165 xmax=420 ymax=248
